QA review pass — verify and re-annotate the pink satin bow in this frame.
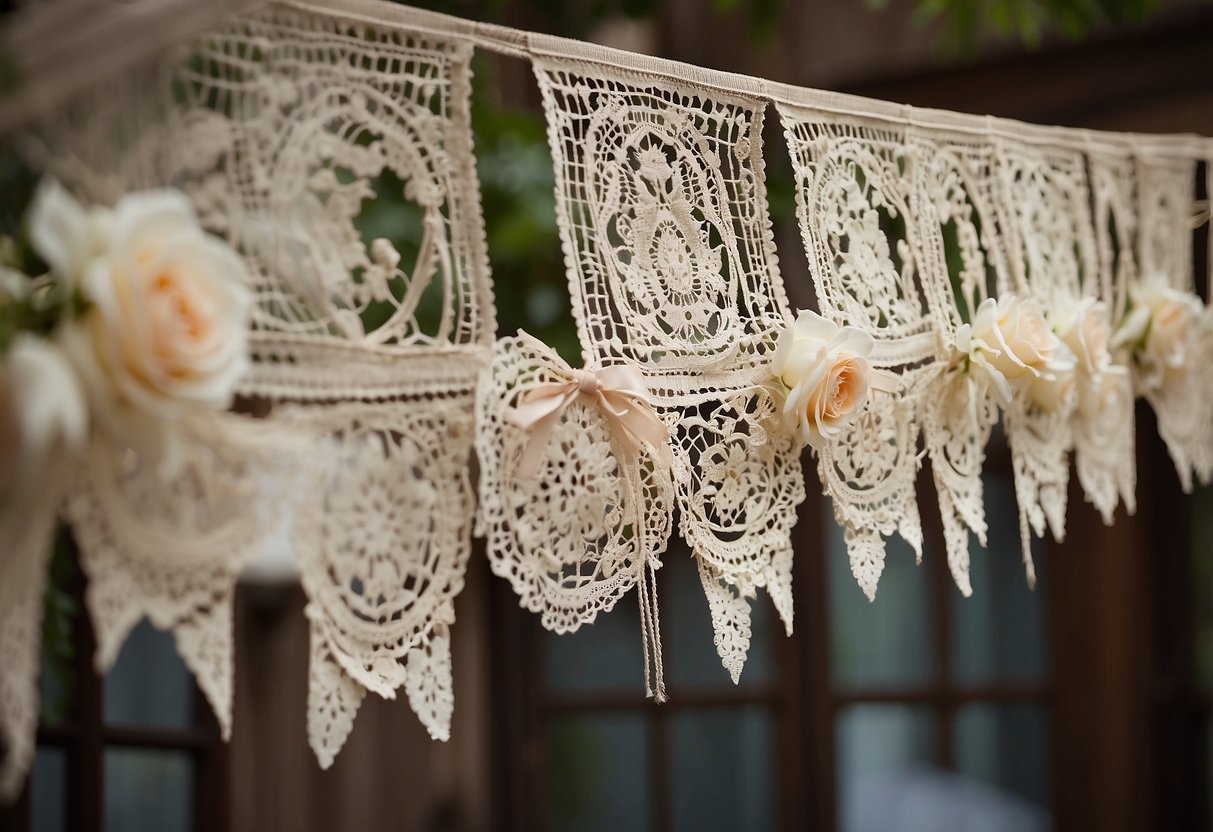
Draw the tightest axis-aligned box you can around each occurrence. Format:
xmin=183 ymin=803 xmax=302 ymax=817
xmin=506 ymin=364 xmax=673 ymax=479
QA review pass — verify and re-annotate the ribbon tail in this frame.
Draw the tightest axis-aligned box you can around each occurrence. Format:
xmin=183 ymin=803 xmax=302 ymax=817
xmin=602 ymin=393 xmax=673 ymax=472
xmin=513 ymin=410 xmax=562 ymax=480
xmin=624 ymin=461 xmax=666 ymax=704
xmin=507 ymin=384 xmax=578 ymax=480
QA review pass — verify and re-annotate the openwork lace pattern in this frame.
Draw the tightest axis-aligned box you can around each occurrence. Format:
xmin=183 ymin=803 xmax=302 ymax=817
xmin=63 ymin=416 xmax=315 ymax=741
xmin=533 ymin=59 xmax=803 ymax=682
xmin=1083 ymin=149 xmax=1140 ymax=521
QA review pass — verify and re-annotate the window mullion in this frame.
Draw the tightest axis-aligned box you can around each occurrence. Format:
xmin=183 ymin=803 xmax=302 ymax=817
xmin=72 ymin=540 xmax=104 ymax=832
xmin=923 ymin=470 xmax=956 ymax=771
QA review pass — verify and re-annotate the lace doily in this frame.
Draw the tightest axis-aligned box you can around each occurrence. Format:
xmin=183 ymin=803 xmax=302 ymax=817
xmin=477 ymin=334 xmax=675 ymax=695
xmin=284 ymin=398 xmax=474 ymax=766
xmin=534 ymin=58 xmax=803 ymax=681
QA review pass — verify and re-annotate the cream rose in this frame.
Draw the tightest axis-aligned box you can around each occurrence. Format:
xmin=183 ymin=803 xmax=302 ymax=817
xmin=1113 ymin=281 xmax=1203 ymax=392
xmin=1023 ymin=296 xmax=1112 ymax=414
xmin=32 ymin=183 xmax=252 ymax=457
xmin=29 ymin=179 xmax=113 ymax=287
xmin=1026 ymin=364 xmax=1077 ymax=414
xmin=772 ymin=310 xmax=895 ymax=449
xmin=1056 ymin=297 xmax=1112 ymax=375
xmin=957 ymin=294 xmax=1075 ymax=405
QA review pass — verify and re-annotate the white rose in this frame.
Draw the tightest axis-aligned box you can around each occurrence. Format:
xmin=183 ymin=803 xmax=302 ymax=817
xmin=37 ymin=187 xmax=252 ymax=458
xmin=29 ymin=179 xmax=113 ymax=287
xmin=1026 ymin=364 xmax=1077 ymax=414
xmin=957 ymin=294 xmax=1075 ymax=404
xmin=0 ymin=335 xmax=88 ymax=497
xmin=772 ymin=310 xmax=893 ymax=449
xmin=0 ymin=266 xmax=28 ymax=304
xmin=1113 ymin=281 xmax=1202 ymax=392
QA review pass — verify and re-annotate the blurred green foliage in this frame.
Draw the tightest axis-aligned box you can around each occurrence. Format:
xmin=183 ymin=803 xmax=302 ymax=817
xmin=39 ymin=531 xmax=79 ymax=726
xmin=901 ymin=0 xmax=1161 ymax=48
xmin=413 ymin=0 xmax=1165 ymax=48
xmin=467 ymin=71 xmax=581 ymax=361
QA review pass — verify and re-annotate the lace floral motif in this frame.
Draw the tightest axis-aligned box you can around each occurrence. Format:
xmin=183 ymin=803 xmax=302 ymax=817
xmin=283 ymin=399 xmax=474 ymax=766
xmin=674 ymin=391 xmax=802 ymax=678
xmin=920 ymin=364 xmax=1000 ymax=595
xmin=535 ymin=60 xmax=802 ymax=680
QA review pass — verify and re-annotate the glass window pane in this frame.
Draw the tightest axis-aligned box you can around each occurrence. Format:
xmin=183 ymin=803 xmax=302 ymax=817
xmin=548 ymin=713 xmax=650 ymax=832
xmin=104 ymin=749 xmax=194 ymax=832
xmin=827 ymin=504 xmax=935 ymax=689
xmin=664 ymin=546 xmax=775 ymax=690
xmin=103 ymin=620 xmax=194 ymax=729
xmin=836 ymin=704 xmax=936 ymax=832
xmin=31 ymin=746 xmax=67 ymax=832
xmin=951 ymin=474 xmax=1049 ymax=685
xmin=545 ymin=592 xmax=645 ymax=695
xmin=669 ymin=706 xmax=777 ymax=831
xmin=953 ymin=703 xmax=1052 ymax=814
xmin=1191 ymin=485 xmax=1213 ymax=689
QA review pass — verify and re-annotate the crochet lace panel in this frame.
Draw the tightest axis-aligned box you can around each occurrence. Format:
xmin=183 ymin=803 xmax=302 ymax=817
xmin=531 ymin=60 xmax=804 ymax=681
xmin=19 ymin=2 xmax=494 ymax=768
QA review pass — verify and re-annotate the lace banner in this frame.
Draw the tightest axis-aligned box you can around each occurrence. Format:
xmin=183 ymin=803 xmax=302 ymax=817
xmin=1 ymin=0 xmax=1211 ymax=796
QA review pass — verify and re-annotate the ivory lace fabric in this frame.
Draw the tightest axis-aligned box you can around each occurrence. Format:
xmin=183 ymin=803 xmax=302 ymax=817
xmin=1 ymin=0 xmax=1211 ymax=795
xmin=7 ymin=1 xmax=493 ymax=780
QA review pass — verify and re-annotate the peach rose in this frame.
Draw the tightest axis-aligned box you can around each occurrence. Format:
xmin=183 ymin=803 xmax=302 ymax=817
xmin=32 ymin=182 xmax=251 ymax=460
xmin=772 ymin=310 xmax=893 ymax=449
xmin=957 ymin=294 xmax=1075 ymax=404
